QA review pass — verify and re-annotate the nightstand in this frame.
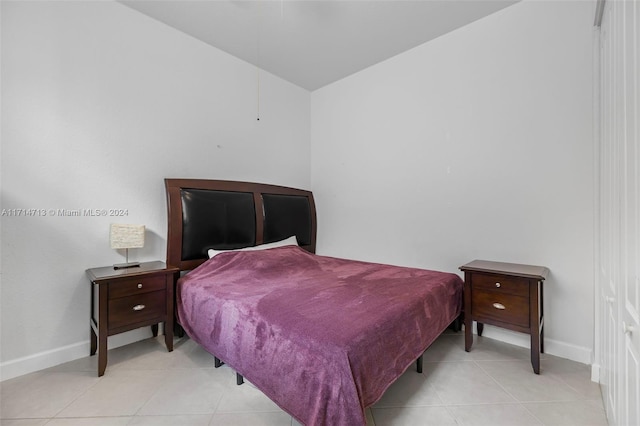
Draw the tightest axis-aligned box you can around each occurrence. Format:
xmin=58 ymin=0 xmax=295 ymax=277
xmin=87 ymin=261 xmax=179 ymax=376
xmin=459 ymin=260 xmax=549 ymax=374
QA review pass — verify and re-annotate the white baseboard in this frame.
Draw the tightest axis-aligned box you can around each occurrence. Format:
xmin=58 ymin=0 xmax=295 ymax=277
xmin=0 ymin=328 xmax=153 ymax=382
xmin=473 ymin=324 xmax=594 ymax=366
xmin=2 ymin=324 xmax=595 ymax=383
xmin=0 ymin=340 xmax=89 ymax=382
xmin=591 ymin=362 xmax=600 ymax=383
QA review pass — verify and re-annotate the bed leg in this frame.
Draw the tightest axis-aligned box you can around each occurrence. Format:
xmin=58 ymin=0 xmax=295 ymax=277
xmin=214 ymin=357 xmax=224 ymax=368
xmin=416 ymin=354 xmax=423 ymax=374
xmin=449 ymin=314 xmax=463 ymax=332
xmin=236 ymin=373 xmax=244 ymax=385
xmin=174 ymin=322 xmax=185 ymax=338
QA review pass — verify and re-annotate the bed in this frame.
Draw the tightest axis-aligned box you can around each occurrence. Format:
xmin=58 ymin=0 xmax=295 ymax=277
xmin=165 ymin=178 xmax=463 ymax=426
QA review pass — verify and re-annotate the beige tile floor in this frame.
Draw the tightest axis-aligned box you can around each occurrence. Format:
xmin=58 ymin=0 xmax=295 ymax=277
xmin=0 ymin=333 xmax=608 ymax=426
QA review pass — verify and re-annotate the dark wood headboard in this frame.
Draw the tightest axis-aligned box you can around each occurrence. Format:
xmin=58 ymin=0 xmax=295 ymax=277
xmin=165 ymin=179 xmax=317 ymax=272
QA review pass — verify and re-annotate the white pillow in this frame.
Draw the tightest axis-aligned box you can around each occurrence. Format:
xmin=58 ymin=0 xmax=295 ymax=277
xmin=207 ymin=235 xmax=298 ymax=259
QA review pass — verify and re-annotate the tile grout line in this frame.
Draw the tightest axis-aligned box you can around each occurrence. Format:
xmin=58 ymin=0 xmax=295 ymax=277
xmin=50 ymin=369 xmax=105 ymax=420
xmin=132 ymin=368 xmax=181 ymax=419
xmin=460 ymin=360 xmax=546 ymax=426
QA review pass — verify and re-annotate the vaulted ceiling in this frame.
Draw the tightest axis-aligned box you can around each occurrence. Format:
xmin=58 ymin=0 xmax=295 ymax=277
xmin=121 ymin=1 xmax=518 ymax=90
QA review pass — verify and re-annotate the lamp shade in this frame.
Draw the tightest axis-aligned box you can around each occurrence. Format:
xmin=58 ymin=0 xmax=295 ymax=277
xmin=110 ymin=224 xmax=145 ymax=249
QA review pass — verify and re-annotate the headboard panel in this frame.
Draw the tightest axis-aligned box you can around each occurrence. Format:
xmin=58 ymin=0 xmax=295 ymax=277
xmin=262 ymin=194 xmax=313 ymax=246
xmin=181 ymin=189 xmax=257 ymax=259
xmin=165 ymin=179 xmax=317 ymax=271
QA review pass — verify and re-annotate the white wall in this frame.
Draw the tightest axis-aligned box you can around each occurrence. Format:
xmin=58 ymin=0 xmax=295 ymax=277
xmin=0 ymin=1 xmax=310 ymax=380
xmin=311 ymin=0 xmax=595 ymax=363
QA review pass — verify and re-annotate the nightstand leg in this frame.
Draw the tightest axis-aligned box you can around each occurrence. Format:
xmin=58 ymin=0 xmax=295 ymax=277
xmin=165 ymin=322 xmax=174 ymax=352
xmin=151 ymin=324 xmax=158 ymax=337
xmin=540 ymin=283 xmax=545 ymax=353
xmin=464 ymin=275 xmax=473 ymax=351
xmin=530 ymin=281 xmax=541 ymax=374
xmin=464 ymin=318 xmax=473 ymax=351
xmin=90 ymin=326 xmax=97 ymax=356
xmin=531 ymin=332 xmax=540 ymax=374
xmin=97 ymin=284 xmax=108 ymax=376
xmin=477 ymin=322 xmax=484 ymax=336
xmin=98 ymin=334 xmax=107 ymax=377
xmin=165 ymin=274 xmax=174 ymax=351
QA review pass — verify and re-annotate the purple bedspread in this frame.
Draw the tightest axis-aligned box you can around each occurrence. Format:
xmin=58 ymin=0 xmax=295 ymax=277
xmin=177 ymin=246 xmax=463 ymax=425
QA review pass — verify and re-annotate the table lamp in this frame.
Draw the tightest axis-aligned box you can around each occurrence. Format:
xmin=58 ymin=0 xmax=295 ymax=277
xmin=110 ymin=224 xmax=145 ymax=269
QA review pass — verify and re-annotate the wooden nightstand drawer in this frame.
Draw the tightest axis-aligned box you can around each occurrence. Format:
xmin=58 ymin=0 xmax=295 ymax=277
xmin=109 ymin=275 xmax=166 ymax=299
xmin=108 ymin=290 xmax=166 ymax=330
xmin=472 ymin=290 xmax=529 ymax=328
xmin=472 ymin=273 xmax=529 ymax=297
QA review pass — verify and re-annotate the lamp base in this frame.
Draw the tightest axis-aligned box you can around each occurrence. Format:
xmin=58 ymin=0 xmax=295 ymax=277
xmin=113 ymin=262 xmax=141 ymax=270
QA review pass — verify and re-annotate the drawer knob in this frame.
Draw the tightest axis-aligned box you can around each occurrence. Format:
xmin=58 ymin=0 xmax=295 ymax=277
xmin=137 ymin=283 xmax=143 ymax=289
xmin=492 ymin=302 xmax=506 ymax=310
xmin=133 ymin=304 xmax=146 ymax=311
xmin=495 ymin=282 xmax=501 ymax=288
